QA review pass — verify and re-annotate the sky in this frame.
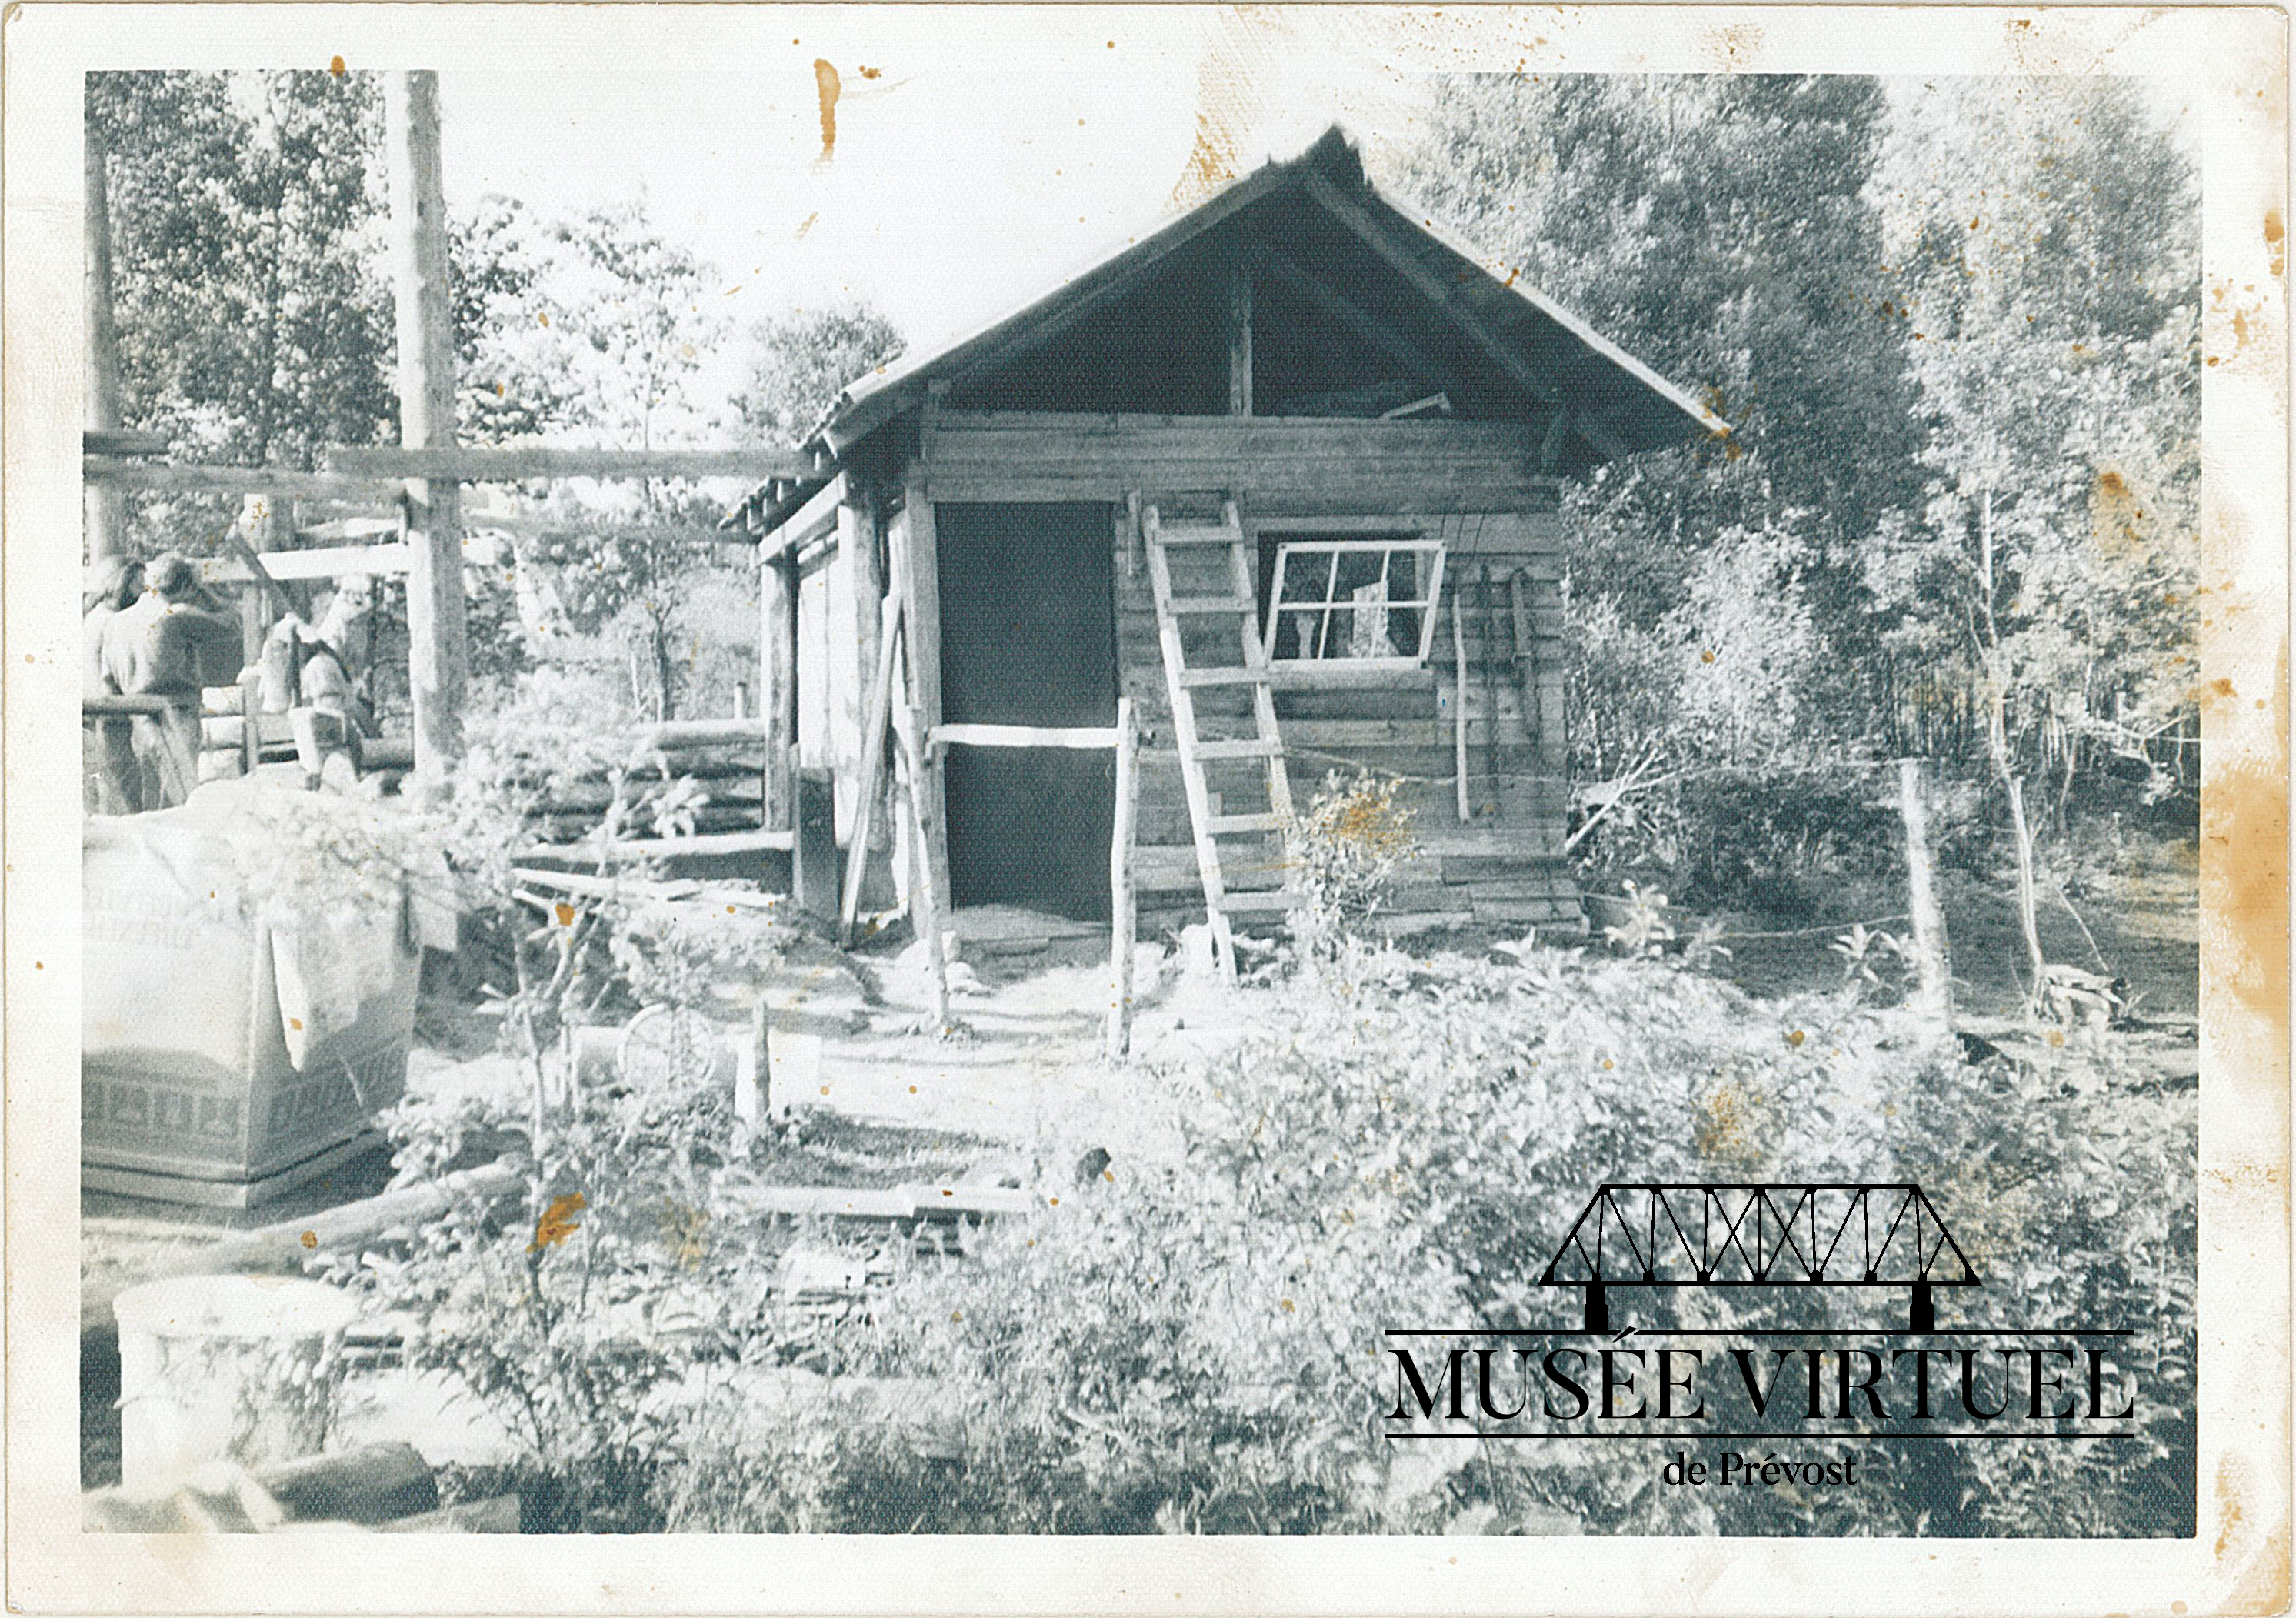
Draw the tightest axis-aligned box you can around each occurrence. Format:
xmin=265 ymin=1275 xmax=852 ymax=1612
xmin=434 ymin=9 xmax=1431 ymax=421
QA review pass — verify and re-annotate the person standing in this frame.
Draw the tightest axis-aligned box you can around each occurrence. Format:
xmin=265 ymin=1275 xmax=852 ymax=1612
xmin=82 ymin=555 xmax=142 ymax=813
xmin=99 ymin=552 xmax=215 ymax=809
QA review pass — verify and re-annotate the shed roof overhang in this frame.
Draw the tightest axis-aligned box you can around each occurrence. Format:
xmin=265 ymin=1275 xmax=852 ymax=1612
xmin=728 ymin=126 xmax=1724 ymax=539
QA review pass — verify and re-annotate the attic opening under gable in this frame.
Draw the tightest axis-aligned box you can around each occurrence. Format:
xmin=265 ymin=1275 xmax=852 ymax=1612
xmin=940 ymin=192 xmax=1573 ymax=429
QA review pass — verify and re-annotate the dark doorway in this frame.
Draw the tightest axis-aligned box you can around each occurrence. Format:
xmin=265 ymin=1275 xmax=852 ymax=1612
xmin=935 ymin=502 xmax=1118 ymax=922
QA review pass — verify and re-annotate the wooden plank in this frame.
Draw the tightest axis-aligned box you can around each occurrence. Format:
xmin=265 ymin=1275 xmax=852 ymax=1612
xmin=760 ymin=555 xmax=799 ymax=829
xmin=840 ymin=594 xmax=903 ymax=948
xmin=1106 ymin=698 xmax=1139 ymax=1060
xmin=388 ymin=70 xmax=471 ymax=796
xmin=896 ymin=702 xmax=952 ymax=1032
xmin=519 ymin=827 xmax=795 ymax=862
xmin=197 ymin=542 xmax=414 ymax=585
xmin=82 ymin=430 xmax=170 ymax=459
xmin=326 ymin=445 xmax=811 ymax=482
xmin=893 ymin=469 xmax=952 ymax=918
xmin=841 ymin=486 xmax=888 ymax=855
xmin=930 ymin=722 xmax=1120 ymax=751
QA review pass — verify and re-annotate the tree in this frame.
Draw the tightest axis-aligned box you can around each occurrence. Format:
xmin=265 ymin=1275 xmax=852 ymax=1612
xmin=454 ymin=196 xmax=738 ymax=719
xmin=1864 ymin=77 xmax=2199 ymax=994
xmin=88 ymin=70 xmax=398 ymax=552
xmin=732 ymin=304 xmax=905 ymax=445
xmin=1391 ymin=75 xmax=1924 ymax=785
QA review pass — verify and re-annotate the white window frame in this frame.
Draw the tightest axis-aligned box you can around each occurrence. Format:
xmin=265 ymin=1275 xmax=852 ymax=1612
xmin=1262 ymin=537 xmax=1448 ymax=670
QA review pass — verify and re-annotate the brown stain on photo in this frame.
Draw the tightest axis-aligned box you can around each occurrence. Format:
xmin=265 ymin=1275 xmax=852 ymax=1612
xmin=2204 ymin=634 xmax=2289 ymax=1030
xmin=2265 ymin=209 xmax=2285 ymax=279
xmin=813 ymin=58 xmax=841 ymax=163
xmin=530 ymin=1190 xmax=587 ymax=1254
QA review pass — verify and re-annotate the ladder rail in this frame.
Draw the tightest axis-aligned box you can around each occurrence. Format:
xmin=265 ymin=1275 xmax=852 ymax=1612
xmin=1145 ymin=506 xmax=1240 ymax=979
xmin=1144 ymin=498 xmax=1299 ymax=982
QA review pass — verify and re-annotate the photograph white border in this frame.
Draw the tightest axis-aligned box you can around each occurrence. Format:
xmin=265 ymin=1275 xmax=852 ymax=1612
xmin=5 ymin=5 xmax=2285 ymax=1612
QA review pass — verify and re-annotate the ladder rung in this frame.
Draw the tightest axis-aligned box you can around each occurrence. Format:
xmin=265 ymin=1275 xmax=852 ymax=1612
xmin=1168 ymin=595 xmax=1256 ymax=616
xmin=1208 ymin=812 xmax=1284 ymax=835
xmin=1192 ymin=738 xmax=1283 ymax=760
xmin=1178 ymin=667 xmax=1270 ymax=689
xmin=1154 ymin=525 xmax=1239 ymax=546
xmin=1217 ymin=891 xmax=1295 ymax=915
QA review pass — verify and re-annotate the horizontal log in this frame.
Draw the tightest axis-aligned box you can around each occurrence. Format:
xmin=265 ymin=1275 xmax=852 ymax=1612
xmin=630 ymin=717 xmax=772 ymax=753
xmin=83 ymin=693 xmax=188 ymax=716
xmin=83 ymin=456 xmax=399 ymax=501
xmin=81 ymin=1157 xmax=528 ymax=1343
xmin=929 ymin=722 xmax=1121 ymax=752
xmin=325 ymin=445 xmax=812 ymax=482
xmin=83 ymin=429 xmax=171 ymax=457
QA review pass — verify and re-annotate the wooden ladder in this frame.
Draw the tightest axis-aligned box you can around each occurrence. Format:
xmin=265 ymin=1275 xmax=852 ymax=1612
xmin=1143 ymin=499 xmax=1295 ymax=979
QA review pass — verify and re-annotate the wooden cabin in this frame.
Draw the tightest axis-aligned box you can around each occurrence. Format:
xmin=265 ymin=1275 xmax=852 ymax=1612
xmin=728 ymin=128 xmax=1719 ymax=960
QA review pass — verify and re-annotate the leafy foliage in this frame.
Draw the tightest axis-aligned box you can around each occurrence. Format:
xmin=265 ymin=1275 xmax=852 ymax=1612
xmin=733 ymin=304 xmax=906 ymax=444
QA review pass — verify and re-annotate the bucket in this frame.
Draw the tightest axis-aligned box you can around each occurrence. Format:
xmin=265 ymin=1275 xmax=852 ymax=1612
xmin=112 ymin=1275 xmax=361 ymax=1493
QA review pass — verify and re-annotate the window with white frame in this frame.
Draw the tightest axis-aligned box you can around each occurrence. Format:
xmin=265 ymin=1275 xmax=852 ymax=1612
xmin=1262 ymin=537 xmax=1447 ymax=668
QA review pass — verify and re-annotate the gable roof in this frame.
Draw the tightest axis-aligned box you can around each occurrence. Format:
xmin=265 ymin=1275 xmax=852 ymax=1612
xmin=732 ymin=126 xmax=1723 ymax=533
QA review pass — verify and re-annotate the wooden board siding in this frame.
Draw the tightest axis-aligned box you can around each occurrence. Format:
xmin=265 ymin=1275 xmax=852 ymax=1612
xmin=920 ymin=411 xmax=1563 ymax=515
xmin=821 ymin=455 xmax=1582 ymax=937
xmin=1111 ymin=503 xmax=1580 ymax=933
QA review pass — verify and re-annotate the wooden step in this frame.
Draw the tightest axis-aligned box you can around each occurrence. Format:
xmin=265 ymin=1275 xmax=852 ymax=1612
xmin=1207 ymin=812 xmax=1284 ymax=835
xmin=1217 ymin=890 xmax=1295 ymax=915
xmin=1191 ymin=738 xmax=1284 ymax=760
xmin=1178 ymin=667 xmax=1271 ymax=689
xmin=1152 ymin=525 xmax=1239 ymax=546
xmin=1167 ymin=595 xmax=1256 ymax=615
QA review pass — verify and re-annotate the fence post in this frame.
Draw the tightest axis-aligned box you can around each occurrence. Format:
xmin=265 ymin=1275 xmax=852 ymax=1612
xmin=1106 ymin=698 xmax=1139 ymax=1061
xmin=1895 ymin=758 xmax=1951 ymax=1023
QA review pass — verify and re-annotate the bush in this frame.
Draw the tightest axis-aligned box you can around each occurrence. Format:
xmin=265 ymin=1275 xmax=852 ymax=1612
xmin=1282 ymin=771 xmax=1417 ymax=962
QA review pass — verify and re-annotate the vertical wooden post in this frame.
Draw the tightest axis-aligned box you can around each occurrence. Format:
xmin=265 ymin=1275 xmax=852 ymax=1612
xmin=895 ymin=702 xmax=951 ymax=1034
xmin=1105 ymin=697 xmax=1139 ymax=1061
xmin=84 ymin=111 xmax=126 ymax=562
xmin=891 ymin=474 xmax=951 ymax=918
xmin=735 ymin=996 xmax=769 ymax=1126
xmin=238 ymin=493 xmax=290 ymax=667
xmin=386 ymin=71 xmax=470 ymax=799
xmin=760 ymin=552 xmax=799 ymax=830
xmin=236 ymin=667 xmax=264 ymax=777
xmin=1450 ymin=583 xmax=1471 ymax=823
xmin=840 ymin=488 xmax=888 ymax=852
xmin=1896 ymin=758 xmax=1952 ymax=1023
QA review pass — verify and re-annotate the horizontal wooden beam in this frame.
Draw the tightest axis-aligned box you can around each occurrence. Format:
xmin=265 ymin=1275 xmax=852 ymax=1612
xmin=325 ymin=445 xmax=813 ymax=482
xmin=83 ymin=429 xmax=171 ymax=458
xmin=930 ymin=722 xmax=1121 ymax=752
xmin=197 ymin=542 xmax=412 ymax=583
xmin=83 ymin=456 xmax=398 ymax=501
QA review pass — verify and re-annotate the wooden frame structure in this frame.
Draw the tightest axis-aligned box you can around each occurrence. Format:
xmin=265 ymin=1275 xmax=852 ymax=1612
xmin=721 ymin=129 xmax=1726 ymax=959
xmin=726 ymin=127 xmax=1722 ymax=965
